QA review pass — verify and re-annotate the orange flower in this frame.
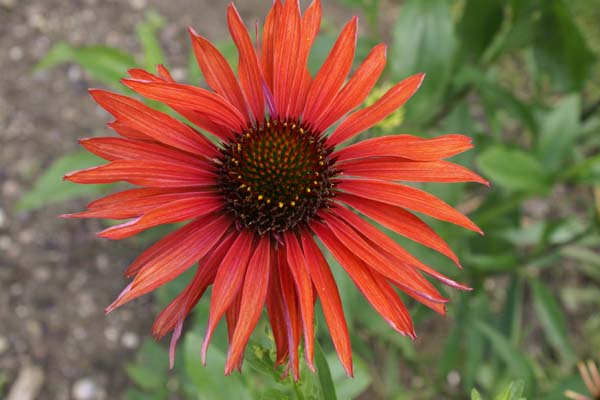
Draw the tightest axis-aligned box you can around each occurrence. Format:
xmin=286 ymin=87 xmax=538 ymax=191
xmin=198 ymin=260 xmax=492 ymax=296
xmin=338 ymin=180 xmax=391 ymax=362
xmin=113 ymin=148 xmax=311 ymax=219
xmin=64 ymin=0 xmax=486 ymax=378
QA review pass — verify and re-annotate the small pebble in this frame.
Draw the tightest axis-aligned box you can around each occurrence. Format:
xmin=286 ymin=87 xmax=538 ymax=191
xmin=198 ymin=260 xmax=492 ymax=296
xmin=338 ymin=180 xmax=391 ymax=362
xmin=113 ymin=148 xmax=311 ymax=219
xmin=72 ymin=377 xmax=101 ymax=400
xmin=121 ymin=332 xmax=139 ymax=349
xmin=0 ymin=336 xmax=8 ymax=354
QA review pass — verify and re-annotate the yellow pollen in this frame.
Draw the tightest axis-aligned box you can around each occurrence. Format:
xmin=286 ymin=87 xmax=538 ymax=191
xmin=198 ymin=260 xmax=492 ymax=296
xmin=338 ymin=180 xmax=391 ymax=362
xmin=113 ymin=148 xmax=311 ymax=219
xmin=258 ymin=194 xmax=264 ymax=200
xmin=319 ymin=161 xmax=324 ymax=166
xmin=290 ymin=201 xmax=296 ymax=206
xmin=299 ymin=128 xmax=305 ymax=134
xmin=266 ymin=199 xmax=271 ymax=204
xmin=278 ymin=202 xmax=284 ymax=208
xmin=313 ymin=180 xmax=318 ymax=185
xmin=306 ymin=188 xmax=311 ymax=193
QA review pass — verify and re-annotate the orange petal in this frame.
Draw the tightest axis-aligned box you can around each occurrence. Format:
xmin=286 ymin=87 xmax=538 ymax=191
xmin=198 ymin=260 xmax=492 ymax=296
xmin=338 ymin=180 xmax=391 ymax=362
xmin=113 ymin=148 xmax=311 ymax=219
xmin=339 ymin=157 xmax=489 ymax=185
xmin=64 ymin=160 xmax=216 ymax=187
xmin=277 ymin=249 xmax=302 ymax=380
xmin=89 ymin=90 xmax=217 ymax=158
xmin=337 ymin=178 xmax=483 ymax=234
xmin=273 ymin=0 xmax=301 ymax=117
xmin=202 ymin=230 xmax=255 ymax=364
xmin=301 ymin=232 xmax=353 ymax=376
xmin=226 ymin=236 xmax=271 ymax=374
xmin=189 ymin=28 xmax=251 ymax=121
xmin=313 ymin=44 xmax=386 ymax=132
xmin=336 ymin=193 xmax=460 ymax=265
xmin=106 ymin=214 xmax=231 ymax=312
xmin=227 ymin=4 xmax=265 ymax=123
xmin=327 ymin=73 xmax=424 ymax=147
xmin=302 ymin=17 xmax=357 ymax=126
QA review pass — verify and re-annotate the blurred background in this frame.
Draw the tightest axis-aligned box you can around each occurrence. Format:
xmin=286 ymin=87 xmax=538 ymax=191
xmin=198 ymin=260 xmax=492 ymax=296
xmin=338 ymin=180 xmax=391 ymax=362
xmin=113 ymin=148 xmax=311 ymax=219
xmin=1 ymin=0 xmax=599 ymax=399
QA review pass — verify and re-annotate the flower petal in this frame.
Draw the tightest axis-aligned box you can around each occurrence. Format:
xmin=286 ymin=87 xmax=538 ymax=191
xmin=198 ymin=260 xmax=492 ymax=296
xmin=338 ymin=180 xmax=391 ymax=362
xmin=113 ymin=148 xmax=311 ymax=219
xmin=301 ymin=232 xmax=353 ymax=376
xmin=302 ymin=17 xmax=357 ymax=126
xmin=312 ymin=223 xmax=415 ymax=337
xmin=313 ymin=44 xmax=386 ymax=132
xmin=89 ymin=90 xmax=217 ymax=158
xmin=79 ymin=137 xmax=208 ymax=168
xmin=260 ymin=0 xmax=282 ymax=90
xmin=98 ymin=196 xmax=223 ymax=240
xmin=277 ymin=249 xmax=302 ymax=380
xmin=265 ymin=253 xmax=290 ymax=367
xmin=333 ymin=134 xmax=474 ymax=163
xmin=273 ymin=0 xmax=301 ymax=117
xmin=336 ymin=192 xmax=460 ymax=265
xmin=189 ymin=28 xmax=251 ymax=121
xmin=227 ymin=4 xmax=265 ymax=123
xmin=64 ymin=160 xmax=216 ymax=187
xmin=283 ymin=231 xmax=315 ymax=370
xmin=337 ymin=178 xmax=483 ymax=234
xmin=226 ymin=236 xmax=271 ymax=374
xmin=339 ymin=157 xmax=489 ymax=185
xmin=327 ymin=73 xmax=424 ymax=147
xmin=106 ymin=214 xmax=231 ymax=312
xmin=202 ymin=230 xmax=255 ymax=364
xmin=122 ymin=78 xmax=247 ymax=132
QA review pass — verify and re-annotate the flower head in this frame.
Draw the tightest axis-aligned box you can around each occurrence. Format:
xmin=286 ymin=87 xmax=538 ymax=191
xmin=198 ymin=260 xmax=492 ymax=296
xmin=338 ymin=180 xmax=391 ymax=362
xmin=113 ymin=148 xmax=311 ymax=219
xmin=64 ymin=0 xmax=486 ymax=378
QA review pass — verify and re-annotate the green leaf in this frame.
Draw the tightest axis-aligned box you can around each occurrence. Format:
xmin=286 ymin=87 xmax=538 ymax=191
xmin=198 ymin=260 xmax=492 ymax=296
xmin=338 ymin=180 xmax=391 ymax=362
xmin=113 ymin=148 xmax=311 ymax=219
xmin=537 ymin=95 xmax=581 ymax=173
xmin=34 ymin=43 xmax=136 ymax=88
xmin=471 ymin=388 xmax=483 ymax=400
xmin=529 ymin=278 xmax=576 ymax=366
xmin=494 ymin=380 xmax=526 ymax=400
xmin=476 ymin=147 xmax=547 ymax=192
xmin=183 ymin=332 xmax=251 ymax=400
xmin=476 ymin=322 xmax=536 ymax=396
xmin=314 ymin=341 xmax=337 ymax=400
xmin=136 ymin=10 xmax=167 ymax=70
xmin=17 ymin=151 xmax=106 ymax=211
xmin=533 ymin=0 xmax=596 ymax=91
xmin=390 ymin=0 xmax=456 ymax=120
xmin=458 ymin=0 xmax=505 ymax=57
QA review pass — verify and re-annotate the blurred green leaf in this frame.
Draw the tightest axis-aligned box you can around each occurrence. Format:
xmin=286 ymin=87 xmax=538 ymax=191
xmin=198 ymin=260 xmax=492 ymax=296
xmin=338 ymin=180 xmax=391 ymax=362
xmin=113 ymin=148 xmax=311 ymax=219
xmin=136 ymin=10 xmax=167 ymax=70
xmin=326 ymin=352 xmax=370 ymax=400
xmin=471 ymin=388 xmax=483 ymax=400
xmin=476 ymin=322 xmax=536 ymax=396
xmin=533 ymin=0 xmax=596 ymax=91
xmin=458 ymin=0 xmax=504 ymax=57
xmin=537 ymin=95 xmax=581 ymax=173
xmin=476 ymin=147 xmax=546 ymax=192
xmin=494 ymin=380 xmax=526 ymax=400
xmin=125 ymin=339 xmax=169 ymax=397
xmin=314 ymin=341 xmax=337 ymax=400
xmin=35 ymin=43 xmax=136 ymax=88
xmin=529 ymin=278 xmax=576 ymax=366
xmin=390 ymin=0 xmax=456 ymax=120
xmin=183 ymin=332 xmax=251 ymax=400
xmin=17 ymin=151 xmax=106 ymax=211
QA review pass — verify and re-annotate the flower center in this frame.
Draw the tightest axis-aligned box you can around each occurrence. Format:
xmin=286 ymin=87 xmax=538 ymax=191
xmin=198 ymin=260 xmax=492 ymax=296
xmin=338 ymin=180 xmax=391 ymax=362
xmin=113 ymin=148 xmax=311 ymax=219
xmin=217 ymin=119 xmax=336 ymax=235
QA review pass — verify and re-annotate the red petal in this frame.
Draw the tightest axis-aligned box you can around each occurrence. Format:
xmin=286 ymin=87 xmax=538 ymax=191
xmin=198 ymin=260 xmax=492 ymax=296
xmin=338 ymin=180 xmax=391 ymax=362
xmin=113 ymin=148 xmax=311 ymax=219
xmin=330 ymin=206 xmax=469 ymax=290
xmin=189 ymin=28 xmax=251 ymax=121
xmin=106 ymin=214 xmax=231 ymax=312
xmin=126 ymin=68 xmax=236 ymax=141
xmin=227 ymin=4 xmax=265 ymax=123
xmin=152 ymin=233 xmax=234 ymax=339
xmin=336 ymin=193 xmax=459 ymax=265
xmin=339 ymin=157 xmax=489 ymax=185
xmin=277 ymin=249 xmax=302 ymax=381
xmin=313 ymin=223 xmax=415 ymax=337
xmin=260 ymin=0 xmax=282 ymax=91
xmin=122 ymin=79 xmax=247 ymax=132
xmin=314 ymin=214 xmax=447 ymax=305
xmin=301 ymin=232 xmax=353 ymax=376
xmin=225 ymin=291 xmax=243 ymax=372
xmin=333 ymin=134 xmax=474 ymax=162
xmin=265 ymin=253 xmax=290 ymax=367
xmin=283 ymin=231 xmax=315 ymax=370
xmin=337 ymin=178 xmax=482 ymax=234
xmin=79 ymin=137 xmax=208 ymax=168
xmin=202 ymin=230 xmax=255 ymax=363
xmin=302 ymin=17 xmax=357 ymax=126
xmin=289 ymin=0 xmax=321 ymax=117
xmin=89 ymin=90 xmax=217 ymax=158
xmin=107 ymin=120 xmax=149 ymax=140
xmin=226 ymin=236 xmax=271 ymax=374
xmin=273 ymin=0 xmax=301 ymax=117
xmin=313 ymin=44 xmax=386 ymax=132
xmin=98 ymin=195 xmax=223 ymax=239
xmin=327 ymin=73 xmax=424 ymax=147
xmin=64 ymin=160 xmax=216 ymax=187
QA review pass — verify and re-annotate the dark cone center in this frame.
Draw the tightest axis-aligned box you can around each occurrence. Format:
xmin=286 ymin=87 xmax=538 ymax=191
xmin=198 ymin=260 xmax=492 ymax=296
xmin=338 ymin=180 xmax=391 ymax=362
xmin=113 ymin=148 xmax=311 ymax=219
xmin=217 ymin=119 xmax=336 ymax=235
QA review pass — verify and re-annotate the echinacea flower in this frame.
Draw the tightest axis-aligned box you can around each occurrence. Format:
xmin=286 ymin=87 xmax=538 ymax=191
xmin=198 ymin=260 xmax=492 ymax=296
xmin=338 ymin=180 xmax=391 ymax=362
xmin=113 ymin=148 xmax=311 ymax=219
xmin=565 ymin=359 xmax=600 ymax=400
xmin=64 ymin=0 xmax=486 ymax=378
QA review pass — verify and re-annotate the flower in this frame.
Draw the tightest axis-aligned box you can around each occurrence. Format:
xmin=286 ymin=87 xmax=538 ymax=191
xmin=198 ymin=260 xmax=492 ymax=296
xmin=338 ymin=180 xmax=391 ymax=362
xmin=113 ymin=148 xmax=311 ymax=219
xmin=565 ymin=359 xmax=600 ymax=400
xmin=64 ymin=0 xmax=486 ymax=378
